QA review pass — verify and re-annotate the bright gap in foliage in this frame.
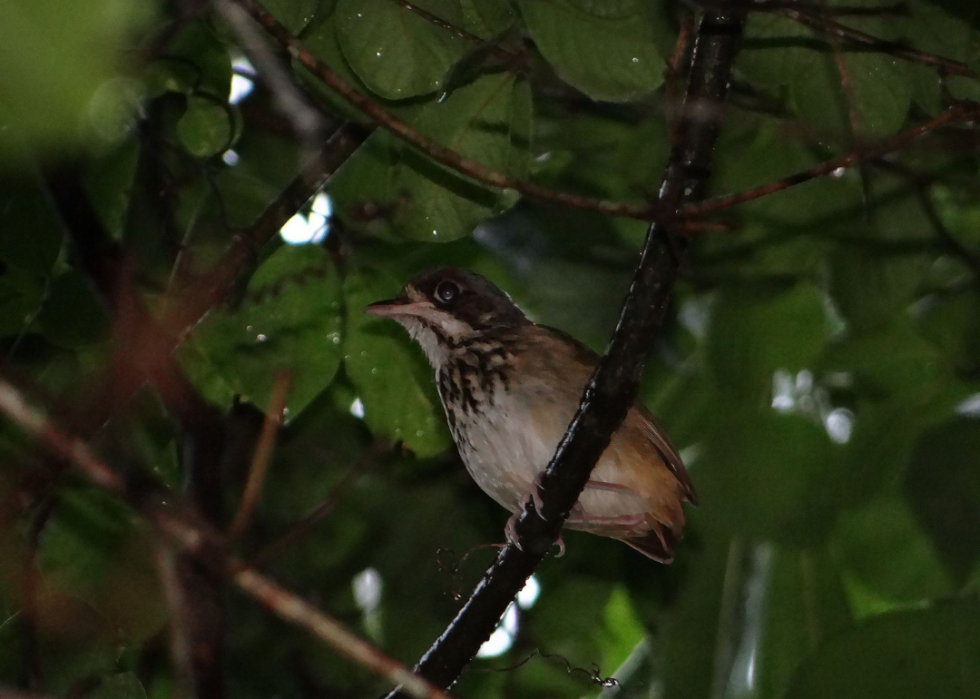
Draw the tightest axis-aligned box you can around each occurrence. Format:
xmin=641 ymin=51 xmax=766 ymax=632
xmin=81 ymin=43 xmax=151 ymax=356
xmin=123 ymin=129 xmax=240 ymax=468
xmin=956 ymin=393 xmax=980 ymax=417
xmin=280 ymin=192 xmax=332 ymax=245
xmin=477 ymin=575 xmax=541 ymax=658
xmin=349 ymin=397 xmax=365 ymax=419
xmin=771 ymin=369 xmax=854 ymax=443
xmin=229 ymin=55 xmax=255 ymax=105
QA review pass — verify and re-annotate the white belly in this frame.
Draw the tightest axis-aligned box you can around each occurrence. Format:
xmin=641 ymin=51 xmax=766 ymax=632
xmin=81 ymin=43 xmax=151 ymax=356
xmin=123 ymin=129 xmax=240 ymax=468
xmin=448 ymin=385 xmax=648 ymax=523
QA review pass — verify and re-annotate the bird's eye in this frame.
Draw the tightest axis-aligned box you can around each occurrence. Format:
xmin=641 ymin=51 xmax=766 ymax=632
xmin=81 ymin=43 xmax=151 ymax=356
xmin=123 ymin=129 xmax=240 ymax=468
xmin=434 ymin=280 xmax=460 ymax=305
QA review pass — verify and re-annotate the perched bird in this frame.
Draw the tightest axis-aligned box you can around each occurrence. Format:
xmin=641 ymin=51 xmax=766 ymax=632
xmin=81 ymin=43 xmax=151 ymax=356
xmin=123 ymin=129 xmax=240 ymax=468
xmin=365 ymin=268 xmax=696 ymax=561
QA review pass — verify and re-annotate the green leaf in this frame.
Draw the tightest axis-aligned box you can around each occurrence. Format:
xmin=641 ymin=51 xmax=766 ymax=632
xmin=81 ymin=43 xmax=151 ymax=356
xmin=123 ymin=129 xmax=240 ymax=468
xmin=394 ymin=72 xmax=531 ymax=241
xmin=907 ymin=2 xmax=980 ymax=109
xmin=40 ymin=488 xmax=167 ymax=641
xmin=158 ymin=20 xmax=233 ymax=99
xmin=783 ymin=600 xmax=980 ymax=699
xmin=833 ymin=495 xmax=954 ymax=617
xmin=176 ymin=96 xmax=233 ymax=158
xmin=518 ymin=0 xmax=666 ymax=102
xmin=0 ymin=0 xmax=153 ymax=160
xmin=84 ymin=139 xmax=140 ymax=239
xmin=664 ymin=533 xmax=851 ymax=699
xmin=698 ymin=410 xmax=839 ymax=545
xmin=264 ymin=0 xmax=322 ymax=34
xmin=343 ymin=261 xmax=451 ymax=457
xmin=600 ymin=586 xmax=645 ymax=673
xmin=180 ymin=244 xmax=345 ymax=418
xmin=706 ymin=282 xmax=831 ymax=402
xmin=820 ymin=320 xmax=947 ymax=401
xmin=457 ymin=0 xmax=517 ymax=38
xmin=905 ymin=417 xmax=980 ymax=581
xmin=336 ymin=0 xmax=469 ymax=99
xmin=791 ymin=50 xmax=912 ymax=140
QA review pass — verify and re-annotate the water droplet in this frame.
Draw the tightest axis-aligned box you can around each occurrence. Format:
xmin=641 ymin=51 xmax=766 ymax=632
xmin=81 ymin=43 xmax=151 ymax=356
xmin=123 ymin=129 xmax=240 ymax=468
xmin=370 ymin=367 xmax=377 ymax=375
xmin=631 ymin=57 xmax=639 ymax=64
xmin=256 ymin=334 xmax=267 ymax=342
xmin=415 ymin=430 xmax=424 ymax=437
xmin=332 ymin=334 xmax=341 ymax=345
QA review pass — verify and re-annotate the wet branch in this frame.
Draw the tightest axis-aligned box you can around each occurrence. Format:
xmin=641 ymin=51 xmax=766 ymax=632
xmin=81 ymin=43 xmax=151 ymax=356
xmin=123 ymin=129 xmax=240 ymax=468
xmin=385 ymin=5 xmax=746 ymax=695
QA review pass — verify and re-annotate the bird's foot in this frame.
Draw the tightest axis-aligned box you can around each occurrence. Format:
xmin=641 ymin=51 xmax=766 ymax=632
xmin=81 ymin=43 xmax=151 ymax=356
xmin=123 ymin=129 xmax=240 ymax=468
xmin=504 ymin=510 xmax=565 ymax=557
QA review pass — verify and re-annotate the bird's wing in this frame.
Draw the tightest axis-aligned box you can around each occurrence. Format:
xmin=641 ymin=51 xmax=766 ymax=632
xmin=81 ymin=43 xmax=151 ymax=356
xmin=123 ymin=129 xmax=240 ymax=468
xmin=630 ymin=403 xmax=698 ymax=506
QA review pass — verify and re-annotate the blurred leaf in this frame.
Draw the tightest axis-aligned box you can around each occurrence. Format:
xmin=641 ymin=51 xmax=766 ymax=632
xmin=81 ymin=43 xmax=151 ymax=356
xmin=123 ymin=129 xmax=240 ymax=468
xmin=820 ymin=319 xmax=947 ymax=402
xmin=40 ymin=488 xmax=167 ymax=642
xmin=833 ymin=495 xmax=954 ymax=617
xmin=336 ymin=0 xmax=469 ymax=100
xmin=707 ymin=282 xmax=831 ymax=402
xmin=181 ymin=244 xmax=345 ymax=417
xmin=0 ymin=0 xmax=153 ymax=159
xmin=38 ymin=271 xmax=110 ymax=347
xmin=34 ymin=595 xmax=121 ymax=696
xmin=783 ymin=600 xmax=980 ymax=699
xmin=905 ymin=416 xmax=980 ymax=581
xmin=600 ymin=586 xmax=645 ymax=673
xmin=791 ymin=52 xmax=912 ymax=140
xmin=698 ymin=410 xmax=838 ymax=545
xmin=0 ymin=268 xmax=46 ymax=338
xmin=176 ymin=96 xmax=233 ymax=158
xmin=664 ymin=533 xmax=850 ymax=699
xmin=343 ymin=261 xmax=451 ymax=457
xmin=0 ymin=185 xmax=64 ymax=274
xmin=162 ymin=21 xmax=232 ymax=99
xmin=90 ymin=673 xmax=148 ymax=699
xmin=518 ymin=0 xmax=666 ymax=102
xmin=84 ymin=140 xmax=140 ymax=239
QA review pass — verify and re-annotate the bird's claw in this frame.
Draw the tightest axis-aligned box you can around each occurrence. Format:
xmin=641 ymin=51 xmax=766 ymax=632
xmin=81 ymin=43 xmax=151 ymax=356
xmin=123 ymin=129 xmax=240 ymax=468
xmin=504 ymin=510 xmax=565 ymax=557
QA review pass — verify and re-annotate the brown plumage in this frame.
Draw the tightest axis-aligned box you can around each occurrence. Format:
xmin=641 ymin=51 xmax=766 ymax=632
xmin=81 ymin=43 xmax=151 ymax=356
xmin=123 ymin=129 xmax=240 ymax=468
xmin=365 ymin=268 xmax=696 ymax=562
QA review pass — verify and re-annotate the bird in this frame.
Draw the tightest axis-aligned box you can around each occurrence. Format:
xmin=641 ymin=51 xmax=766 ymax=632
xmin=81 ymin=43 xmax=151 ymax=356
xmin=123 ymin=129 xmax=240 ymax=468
xmin=364 ymin=267 xmax=696 ymax=562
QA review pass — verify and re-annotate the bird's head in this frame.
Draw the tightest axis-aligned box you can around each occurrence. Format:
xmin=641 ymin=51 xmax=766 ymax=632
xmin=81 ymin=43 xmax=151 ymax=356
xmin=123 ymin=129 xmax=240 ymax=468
xmin=364 ymin=268 xmax=527 ymax=366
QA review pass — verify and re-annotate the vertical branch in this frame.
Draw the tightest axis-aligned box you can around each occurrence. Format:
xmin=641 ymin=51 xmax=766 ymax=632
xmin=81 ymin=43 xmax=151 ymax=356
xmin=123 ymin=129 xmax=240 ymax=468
xmin=42 ymin=167 xmax=229 ymax=699
xmin=387 ymin=4 xmax=746 ymax=695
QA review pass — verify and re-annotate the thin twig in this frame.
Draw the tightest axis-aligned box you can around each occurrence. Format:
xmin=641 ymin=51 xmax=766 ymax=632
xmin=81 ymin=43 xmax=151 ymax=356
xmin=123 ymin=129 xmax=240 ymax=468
xmin=0 ymin=379 xmax=456 ymax=699
xmin=386 ymin=5 xmax=746 ymax=696
xmin=212 ymin=0 xmax=324 ymax=162
xmin=230 ymin=0 xmax=677 ymax=222
xmin=781 ymin=5 xmax=975 ymax=78
xmin=163 ymin=122 xmax=371 ymax=337
xmin=386 ymin=0 xmax=529 ymax=73
xmin=684 ymin=103 xmax=977 ymax=217
xmin=228 ymin=370 xmax=292 ymax=539
xmin=154 ymin=542 xmax=196 ymax=698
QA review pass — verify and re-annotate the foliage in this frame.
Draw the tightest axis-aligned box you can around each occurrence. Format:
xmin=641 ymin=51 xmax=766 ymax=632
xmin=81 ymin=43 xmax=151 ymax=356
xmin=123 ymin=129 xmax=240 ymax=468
xmin=0 ymin=0 xmax=979 ymax=699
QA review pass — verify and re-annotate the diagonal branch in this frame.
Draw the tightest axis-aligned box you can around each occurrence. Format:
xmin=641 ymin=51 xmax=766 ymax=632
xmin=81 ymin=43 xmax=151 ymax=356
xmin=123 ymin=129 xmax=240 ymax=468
xmin=0 ymin=379 xmax=455 ymax=699
xmin=385 ymin=5 xmax=746 ymax=695
xmin=779 ymin=4 xmax=975 ymax=78
xmin=229 ymin=0 xmax=676 ymax=222
xmin=683 ymin=103 xmax=976 ymax=217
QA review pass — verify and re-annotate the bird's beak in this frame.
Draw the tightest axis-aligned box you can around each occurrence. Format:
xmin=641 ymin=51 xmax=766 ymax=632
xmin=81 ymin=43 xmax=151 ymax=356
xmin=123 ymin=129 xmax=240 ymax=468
xmin=363 ymin=298 xmax=431 ymax=319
